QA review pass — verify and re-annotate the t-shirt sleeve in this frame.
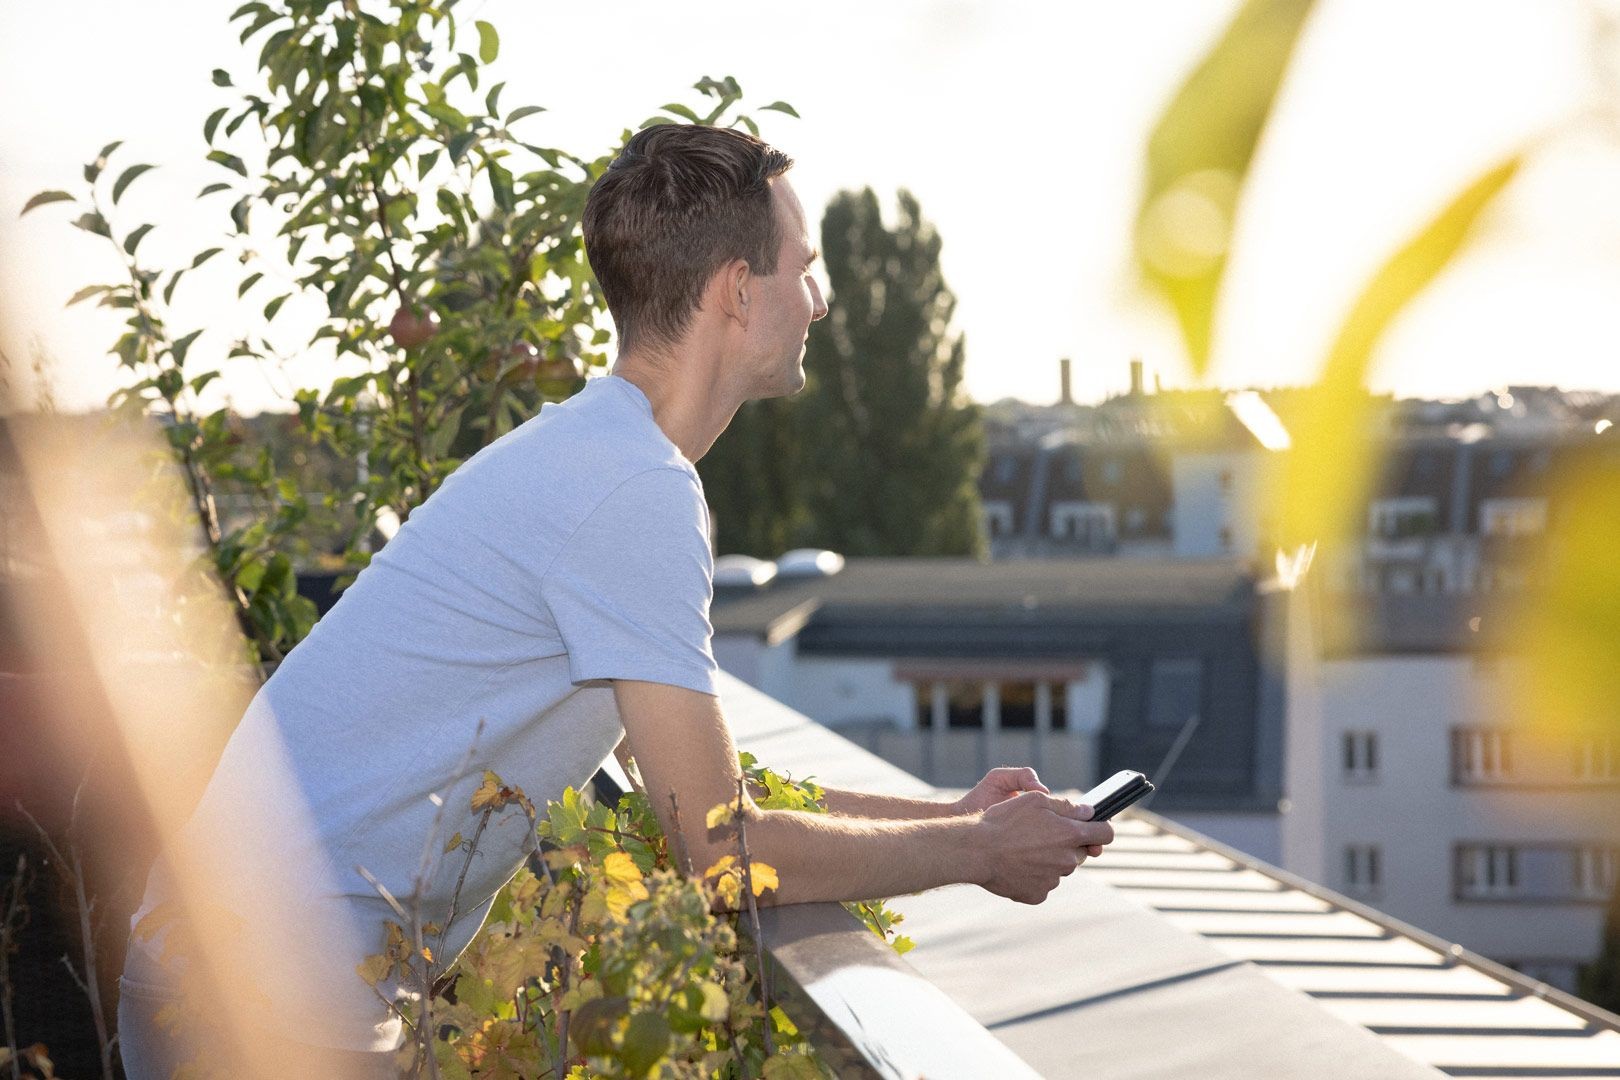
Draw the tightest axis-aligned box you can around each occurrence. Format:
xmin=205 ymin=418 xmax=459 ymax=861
xmin=540 ymin=467 xmax=719 ymax=696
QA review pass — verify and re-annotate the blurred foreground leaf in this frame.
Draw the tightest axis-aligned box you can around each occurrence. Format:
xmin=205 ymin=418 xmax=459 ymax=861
xmin=1273 ymin=155 xmax=1521 ymax=550
xmin=1135 ymin=0 xmax=1317 ymax=373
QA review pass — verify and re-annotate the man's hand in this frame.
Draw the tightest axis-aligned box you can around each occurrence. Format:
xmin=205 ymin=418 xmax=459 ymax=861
xmin=953 ymin=766 xmax=1050 ymax=815
xmin=971 ymin=792 xmax=1114 ymax=905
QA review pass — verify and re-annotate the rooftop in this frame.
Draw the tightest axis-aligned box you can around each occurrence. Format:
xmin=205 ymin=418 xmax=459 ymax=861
xmin=715 ymin=671 xmax=1620 ymax=1078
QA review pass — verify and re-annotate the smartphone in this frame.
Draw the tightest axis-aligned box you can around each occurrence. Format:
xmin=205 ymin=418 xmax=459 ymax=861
xmin=1078 ymin=770 xmax=1155 ymax=821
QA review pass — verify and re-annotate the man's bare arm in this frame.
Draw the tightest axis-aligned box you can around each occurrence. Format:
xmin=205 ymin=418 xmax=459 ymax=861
xmin=819 ymin=766 xmax=1058 ymax=821
xmin=612 ymin=680 xmax=1112 ymax=906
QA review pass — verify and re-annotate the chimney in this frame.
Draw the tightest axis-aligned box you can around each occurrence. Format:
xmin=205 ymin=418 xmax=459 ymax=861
xmin=1129 ymin=357 xmax=1145 ymax=397
xmin=1059 ymin=357 xmax=1074 ymax=406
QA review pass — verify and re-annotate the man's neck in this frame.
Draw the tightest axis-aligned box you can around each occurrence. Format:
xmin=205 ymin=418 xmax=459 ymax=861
xmin=610 ymin=345 xmax=742 ymax=465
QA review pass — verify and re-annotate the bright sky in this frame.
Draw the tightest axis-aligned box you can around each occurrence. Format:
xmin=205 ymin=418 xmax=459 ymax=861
xmin=3 ymin=0 xmax=1619 ymax=414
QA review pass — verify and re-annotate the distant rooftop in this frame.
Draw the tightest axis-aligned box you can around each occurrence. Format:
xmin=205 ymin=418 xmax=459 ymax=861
xmin=710 ymin=557 xmax=1258 ymax=644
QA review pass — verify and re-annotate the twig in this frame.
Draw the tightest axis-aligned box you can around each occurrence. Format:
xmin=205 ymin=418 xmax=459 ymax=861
xmin=2 ymin=854 xmax=29 ymax=1080
xmin=735 ymin=777 xmax=774 ymax=1056
xmin=667 ymin=792 xmax=693 ymax=878
xmin=438 ymin=807 xmax=493 ymax=957
xmin=550 ymin=891 xmax=582 ymax=1078
xmin=18 ymin=795 xmax=114 ymax=1080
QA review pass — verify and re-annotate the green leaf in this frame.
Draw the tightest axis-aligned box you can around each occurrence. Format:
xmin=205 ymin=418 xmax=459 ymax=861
xmin=1277 ymin=154 xmax=1522 ymax=551
xmin=263 ymin=294 xmax=288 ymax=321
xmin=191 ymin=247 xmax=224 ymax=269
xmin=760 ymin=101 xmax=800 ymax=118
xmin=171 ymin=329 xmax=203 ymax=365
xmin=1133 ymin=0 xmax=1317 ymax=375
xmin=505 ymin=105 xmax=545 ymax=125
xmin=112 ymin=163 xmax=156 ymax=204
xmin=198 ymin=182 xmax=232 ymax=197
xmin=475 ymin=20 xmax=499 ymax=63
xmin=416 ymin=149 xmax=442 ymax=180
xmin=230 ymin=195 xmax=252 ymax=233
xmin=447 ymin=131 xmax=478 ymax=163
xmin=190 ymin=370 xmax=221 ymax=393
xmin=237 ymin=271 xmax=263 ymax=298
xmin=488 ymin=159 xmax=514 ymax=214
xmin=162 ymin=270 xmax=186 ymax=306
xmin=204 ymin=107 xmax=229 ymax=145
xmin=619 ymin=1011 xmax=671 ymax=1078
xmin=661 ymin=102 xmax=701 ymax=123
xmin=123 ymin=223 xmax=155 ymax=255
xmin=484 ymin=81 xmax=505 ymax=117
xmin=65 ymin=285 xmax=107 ymax=307
xmin=208 ymin=150 xmax=248 ymax=177
xmin=97 ymin=139 xmax=124 ymax=163
xmin=20 ymin=190 xmax=73 ymax=216
xmin=212 ymin=68 xmax=233 ymax=87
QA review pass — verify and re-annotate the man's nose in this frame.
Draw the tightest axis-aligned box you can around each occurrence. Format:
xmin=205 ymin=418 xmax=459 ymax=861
xmin=810 ymin=278 xmax=829 ymax=322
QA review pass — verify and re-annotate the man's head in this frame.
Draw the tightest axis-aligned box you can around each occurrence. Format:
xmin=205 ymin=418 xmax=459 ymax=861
xmin=583 ymin=125 xmax=826 ymax=394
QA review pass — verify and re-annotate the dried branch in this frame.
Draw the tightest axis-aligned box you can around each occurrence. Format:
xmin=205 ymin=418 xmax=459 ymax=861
xmin=2 ymin=854 xmax=30 ymax=1080
xmin=734 ymin=777 xmax=774 ymax=1056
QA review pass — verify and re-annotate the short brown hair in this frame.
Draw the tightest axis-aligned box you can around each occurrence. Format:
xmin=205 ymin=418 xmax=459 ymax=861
xmin=582 ymin=125 xmax=794 ymax=350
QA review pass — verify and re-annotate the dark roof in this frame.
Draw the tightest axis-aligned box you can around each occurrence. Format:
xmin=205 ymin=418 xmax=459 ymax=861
xmin=711 ymin=558 xmax=1258 ymax=641
xmin=1318 ymin=593 xmax=1509 ymax=657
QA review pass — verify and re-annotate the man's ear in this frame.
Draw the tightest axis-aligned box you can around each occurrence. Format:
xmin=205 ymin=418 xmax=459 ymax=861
xmin=714 ymin=258 xmax=752 ymax=329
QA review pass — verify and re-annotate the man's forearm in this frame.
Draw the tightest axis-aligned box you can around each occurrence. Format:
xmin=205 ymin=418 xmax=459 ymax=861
xmin=818 ymin=787 xmax=960 ymax=820
xmin=717 ymin=805 xmax=981 ymax=906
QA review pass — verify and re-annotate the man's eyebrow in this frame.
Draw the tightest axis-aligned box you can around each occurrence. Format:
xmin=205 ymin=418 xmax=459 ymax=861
xmin=804 ymin=247 xmax=821 ymax=268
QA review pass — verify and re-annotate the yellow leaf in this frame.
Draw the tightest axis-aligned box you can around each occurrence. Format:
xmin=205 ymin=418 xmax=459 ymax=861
xmin=748 ymin=861 xmax=779 ymax=897
xmin=601 ymin=850 xmax=642 ymax=888
xmin=603 ymin=881 xmax=649 ymax=920
xmin=705 ymin=802 xmax=734 ymax=829
xmin=713 ymin=872 xmax=741 ymax=909
xmin=443 ymin=831 xmax=463 ymax=853
xmin=891 ymin=935 xmax=916 ymax=955
xmin=702 ymin=855 xmax=735 ymax=880
xmin=470 ymin=770 xmax=502 ymax=811
xmin=421 ymin=945 xmax=434 ymax=963
xmin=356 ymin=953 xmax=393 ymax=987
xmin=698 ymin=981 xmax=730 ymax=1022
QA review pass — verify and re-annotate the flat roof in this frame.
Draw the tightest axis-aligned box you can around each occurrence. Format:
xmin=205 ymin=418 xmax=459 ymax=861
xmin=716 ymin=671 xmax=1620 ymax=1078
xmin=711 ymin=557 xmax=1258 ymax=640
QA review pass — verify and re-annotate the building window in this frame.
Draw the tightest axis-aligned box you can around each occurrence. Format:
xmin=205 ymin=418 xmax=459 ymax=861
xmin=1479 ymin=497 xmax=1548 ymax=538
xmin=1345 ymin=844 xmax=1381 ymax=896
xmin=1147 ymin=658 xmax=1203 ymax=731
xmin=1452 ymin=727 xmax=1513 ymax=784
xmin=1574 ymin=734 xmax=1617 ymax=783
xmin=1574 ymin=847 xmax=1620 ymax=901
xmin=915 ymin=681 xmax=1068 ymax=731
xmin=1368 ymin=497 xmax=1438 ymax=540
xmin=1049 ymin=502 xmax=1115 ymax=546
xmin=1343 ymin=731 xmax=1378 ymax=783
xmin=1457 ymin=844 xmax=1520 ymax=899
xmin=996 ymin=681 xmax=1068 ymax=730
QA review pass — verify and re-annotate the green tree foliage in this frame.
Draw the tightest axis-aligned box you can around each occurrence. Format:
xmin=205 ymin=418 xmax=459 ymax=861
xmin=699 ymin=189 xmax=984 ymax=558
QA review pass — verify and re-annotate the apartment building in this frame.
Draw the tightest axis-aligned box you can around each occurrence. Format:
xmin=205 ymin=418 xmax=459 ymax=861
xmin=1286 ymin=592 xmax=1620 ymax=992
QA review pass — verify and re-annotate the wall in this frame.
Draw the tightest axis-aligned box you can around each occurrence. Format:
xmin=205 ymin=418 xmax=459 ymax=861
xmin=1315 ymin=653 xmax=1617 ymax=989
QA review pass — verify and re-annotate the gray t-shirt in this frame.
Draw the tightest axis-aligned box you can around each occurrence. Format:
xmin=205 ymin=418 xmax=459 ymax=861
xmin=130 ymin=374 xmax=718 ymax=1049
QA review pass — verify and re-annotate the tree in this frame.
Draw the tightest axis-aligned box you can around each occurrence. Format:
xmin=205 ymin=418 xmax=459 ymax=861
xmin=798 ymin=188 xmax=984 ymax=557
xmin=700 ymin=188 xmax=984 ymax=558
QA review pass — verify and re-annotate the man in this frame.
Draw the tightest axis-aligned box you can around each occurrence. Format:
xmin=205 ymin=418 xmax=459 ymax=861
xmin=118 ymin=124 xmax=1112 ymax=1073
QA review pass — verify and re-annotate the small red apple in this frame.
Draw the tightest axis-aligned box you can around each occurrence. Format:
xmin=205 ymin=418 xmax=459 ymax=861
xmin=388 ymin=305 xmax=440 ymax=350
